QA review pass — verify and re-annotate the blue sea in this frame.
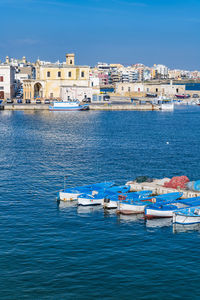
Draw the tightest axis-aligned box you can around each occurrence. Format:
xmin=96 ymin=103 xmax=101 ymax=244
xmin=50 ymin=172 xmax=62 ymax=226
xmin=1 ymin=106 xmax=200 ymax=299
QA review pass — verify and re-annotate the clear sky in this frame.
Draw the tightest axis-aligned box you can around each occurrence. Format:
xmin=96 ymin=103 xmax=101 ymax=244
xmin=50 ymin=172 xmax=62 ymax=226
xmin=1 ymin=0 xmax=200 ymax=69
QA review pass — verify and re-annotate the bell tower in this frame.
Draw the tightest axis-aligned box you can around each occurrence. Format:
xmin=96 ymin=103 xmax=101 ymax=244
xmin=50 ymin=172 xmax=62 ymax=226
xmin=66 ymin=53 xmax=75 ymax=66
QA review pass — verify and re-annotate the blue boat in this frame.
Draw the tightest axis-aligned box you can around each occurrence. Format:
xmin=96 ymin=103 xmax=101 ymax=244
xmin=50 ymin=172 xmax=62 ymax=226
xmin=49 ymin=101 xmax=89 ymax=111
xmin=103 ymin=190 xmax=153 ymax=209
xmin=173 ymin=205 xmax=200 ymax=225
xmin=145 ymin=196 xmax=200 ymax=219
xmin=77 ymin=185 xmax=130 ymax=206
xmin=59 ymin=181 xmax=115 ymax=201
xmin=118 ymin=192 xmax=183 ymax=215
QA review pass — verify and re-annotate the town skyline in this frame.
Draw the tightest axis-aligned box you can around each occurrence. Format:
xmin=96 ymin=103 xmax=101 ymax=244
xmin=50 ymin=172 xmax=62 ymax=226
xmin=1 ymin=0 xmax=200 ymax=70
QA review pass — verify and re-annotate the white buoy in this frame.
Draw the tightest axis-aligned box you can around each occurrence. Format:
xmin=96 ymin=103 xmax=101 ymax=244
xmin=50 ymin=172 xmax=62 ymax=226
xmin=166 ymin=141 xmax=169 ymax=144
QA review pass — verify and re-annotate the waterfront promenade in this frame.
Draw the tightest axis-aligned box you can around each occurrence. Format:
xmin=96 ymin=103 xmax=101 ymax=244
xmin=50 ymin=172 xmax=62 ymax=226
xmin=3 ymin=103 xmax=160 ymax=111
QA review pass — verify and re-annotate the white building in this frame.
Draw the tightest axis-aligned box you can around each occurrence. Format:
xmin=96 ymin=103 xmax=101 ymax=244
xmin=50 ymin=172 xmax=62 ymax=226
xmin=0 ymin=65 xmax=15 ymax=99
xmin=60 ymin=86 xmax=100 ymax=102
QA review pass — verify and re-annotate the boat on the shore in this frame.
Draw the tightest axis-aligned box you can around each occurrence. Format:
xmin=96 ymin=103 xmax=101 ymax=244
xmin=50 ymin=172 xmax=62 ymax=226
xmin=77 ymin=185 xmax=130 ymax=206
xmin=173 ymin=206 xmax=200 ymax=224
xmin=59 ymin=182 xmax=114 ymax=201
xmin=175 ymin=94 xmax=190 ymax=99
xmin=118 ymin=192 xmax=183 ymax=215
xmin=49 ymin=100 xmax=89 ymax=111
xmin=154 ymin=96 xmax=174 ymax=111
xmin=145 ymin=196 xmax=200 ymax=219
xmin=103 ymin=190 xmax=153 ymax=209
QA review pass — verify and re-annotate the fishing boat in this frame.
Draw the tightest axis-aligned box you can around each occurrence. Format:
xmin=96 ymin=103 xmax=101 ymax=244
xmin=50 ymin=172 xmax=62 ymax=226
xmin=49 ymin=100 xmax=89 ymax=111
xmin=175 ymin=94 xmax=190 ymax=99
xmin=103 ymin=190 xmax=153 ymax=209
xmin=59 ymin=182 xmax=114 ymax=201
xmin=154 ymin=96 xmax=174 ymax=111
xmin=145 ymin=196 xmax=200 ymax=219
xmin=173 ymin=206 xmax=200 ymax=225
xmin=118 ymin=192 xmax=183 ymax=215
xmin=77 ymin=185 xmax=130 ymax=206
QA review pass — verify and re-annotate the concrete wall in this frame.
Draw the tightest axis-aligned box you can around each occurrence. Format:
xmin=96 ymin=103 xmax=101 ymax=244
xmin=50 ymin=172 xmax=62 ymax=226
xmin=60 ymin=86 xmax=100 ymax=101
xmin=115 ymin=82 xmax=186 ymax=97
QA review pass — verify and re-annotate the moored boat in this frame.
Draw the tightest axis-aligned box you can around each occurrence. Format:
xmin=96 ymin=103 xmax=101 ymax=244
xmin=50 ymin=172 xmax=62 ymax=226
xmin=103 ymin=190 xmax=153 ymax=209
xmin=118 ymin=192 xmax=183 ymax=215
xmin=173 ymin=206 xmax=200 ymax=225
xmin=59 ymin=182 xmax=114 ymax=201
xmin=77 ymin=185 xmax=130 ymax=206
xmin=145 ymin=196 xmax=200 ymax=219
xmin=49 ymin=100 xmax=89 ymax=111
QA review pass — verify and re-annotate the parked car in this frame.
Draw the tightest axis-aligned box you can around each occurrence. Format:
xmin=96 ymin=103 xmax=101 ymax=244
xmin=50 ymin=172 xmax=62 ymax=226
xmin=82 ymin=97 xmax=91 ymax=103
xmin=17 ymin=99 xmax=23 ymax=104
xmin=44 ymin=99 xmax=50 ymax=104
xmin=103 ymin=95 xmax=110 ymax=101
xmin=26 ymin=99 xmax=31 ymax=104
xmin=6 ymin=98 xmax=13 ymax=103
xmin=36 ymin=99 xmax=41 ymax=104
xmin=193 ymin=94 xmax=199 ymax=98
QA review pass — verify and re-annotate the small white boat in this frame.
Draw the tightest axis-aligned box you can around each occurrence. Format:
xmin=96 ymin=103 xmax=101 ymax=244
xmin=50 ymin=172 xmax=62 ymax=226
xmin=145 ymin=196 xmax=200 ymax=219
xmin=118 ymin=192 xmax=183 ymax=215
xmin=49 ymin=100 xmax=89 ymax=111
xmin=78 ymin=185 xmax=130 ymax=206
xmin=103 ymin=190 xmax=153 ymax=210
xmin=173 ymin=206 xmax=200 ymax=225
xmin=153 ymin=96 xmax=174 ymax=111
xmin=59 ymin=182 xmax=114 ymax=201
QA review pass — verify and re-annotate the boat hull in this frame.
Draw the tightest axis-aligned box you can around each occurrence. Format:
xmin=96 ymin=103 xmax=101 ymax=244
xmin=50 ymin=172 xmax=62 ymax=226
xmin=103 ymin=200 xmax=118 ymax=209
xmin=118 ymin=203 xmax=146 ymax=214
xmin=173 ymin=213 xmax=200 ymax=224
xmin=145 ymin=208 xmax=173 ymax=219
xmin=59 ymin=192 xmax=80 ymax=201
xmin=78 ymin=198 xmax=104 ymax=206
xmin=49 ymin=105 xmax=89 ymax=111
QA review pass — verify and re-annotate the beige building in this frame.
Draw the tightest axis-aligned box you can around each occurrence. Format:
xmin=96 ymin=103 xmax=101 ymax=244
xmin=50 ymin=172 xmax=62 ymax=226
xmin=23 ymin=53 xmax=90 ymax=100
xmin=115 ymin=82 xmax=185 ymax=97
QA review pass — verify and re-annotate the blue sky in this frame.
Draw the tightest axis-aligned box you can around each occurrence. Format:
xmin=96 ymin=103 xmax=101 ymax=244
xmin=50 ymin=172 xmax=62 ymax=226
xmin=0 ymin=0 xmax=200 ymax=69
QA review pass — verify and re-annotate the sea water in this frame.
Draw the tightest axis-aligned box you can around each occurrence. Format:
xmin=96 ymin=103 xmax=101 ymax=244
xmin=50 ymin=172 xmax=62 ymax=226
xmin=0 ymin=106 xmax=200 ymax=299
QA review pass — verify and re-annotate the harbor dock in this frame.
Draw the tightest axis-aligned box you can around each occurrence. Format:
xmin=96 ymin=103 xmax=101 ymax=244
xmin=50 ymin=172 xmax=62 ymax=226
xmin=127 ymin=180 xmax=200 ymax=199
xmin=2 ymin=103 xmax=160 ymax=111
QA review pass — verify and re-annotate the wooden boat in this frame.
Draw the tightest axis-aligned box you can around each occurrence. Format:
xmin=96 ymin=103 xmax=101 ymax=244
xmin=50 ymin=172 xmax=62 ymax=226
xmin=145 ymin=196 xmax=200 ymax=219
xmin=59 ymin=182 xmax=114 ymax=201
xmin=173 ymin=206 xmax=200 ymax=224
xmin=118 ymin=192 xmax=183 ymax=215
xmin=103 ymin=190 xmax=153 ymax=209
xmin=77 ymin=185 xmax=130 ymax=206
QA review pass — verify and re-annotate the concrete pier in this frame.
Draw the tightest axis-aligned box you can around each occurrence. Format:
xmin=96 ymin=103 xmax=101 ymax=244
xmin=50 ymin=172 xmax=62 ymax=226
xmin=89 ymin=104 xmax=160 ymax=111
xmin=126 ymin=181 xmax=200 ymax=199
xmin=2 ymin=103 xmax=160 ymax=111
xmin=4 ymin=104 xmax=49 ymax=110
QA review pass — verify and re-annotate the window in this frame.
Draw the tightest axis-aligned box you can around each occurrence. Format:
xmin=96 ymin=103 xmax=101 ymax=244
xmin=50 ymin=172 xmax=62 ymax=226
xmin=0 ymin=76 xmax=3 ymax=82
xmin=68 ymin=72 xmax=72 ymax=78
xmin=47 ymin=71 xmax=50 ymax=77
xmin=128 ymin=87 xmax=131 ymax=92
xmin=176 ymin=88 xmax=179 ymax=93
xmin=0 ymin=87 xmax=3 ymax=90
xmin=122 ymin=87 xmax=124 ymax=91
xmin=156 ymin=88 xmax=158 ymax=92
xmin=58 ymin=71 xmax=61 ymax=78
xmin=70 ymin=60 xmax=73 ymax=65
xmin=81 ymin=71 xmax=85 ymax=78
xmin=147 ymin=88 xmax=149 ymax=92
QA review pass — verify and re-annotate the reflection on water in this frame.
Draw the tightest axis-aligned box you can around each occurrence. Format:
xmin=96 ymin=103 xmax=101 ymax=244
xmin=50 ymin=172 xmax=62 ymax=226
xmin=58 ymin=200 xmax=77 ymax=209
xmin=173 ymin=223 xmax=200 ymax=233
xmin=146 ymin=218 xmax=172 ymax=228
xmin=77 ymin=205 xmax=102 ymax=215
xmin=117 ymin=213 xmax=144 ymax=224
